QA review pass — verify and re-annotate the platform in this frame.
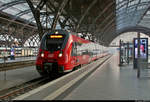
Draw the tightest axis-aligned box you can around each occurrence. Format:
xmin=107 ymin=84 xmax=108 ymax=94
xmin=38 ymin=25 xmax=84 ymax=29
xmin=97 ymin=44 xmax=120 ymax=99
xmin=13 ymin=53 xmax=150 ymax=100
xmin=0 ymin=56 xmax=36 ymax=64
xmin=61 ymin=53 xmax=150 ymax=100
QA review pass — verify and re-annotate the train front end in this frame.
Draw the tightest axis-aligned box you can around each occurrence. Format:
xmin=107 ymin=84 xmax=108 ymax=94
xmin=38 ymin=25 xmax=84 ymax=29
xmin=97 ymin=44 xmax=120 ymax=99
xmin=36 ymin=30 xmax=70 ymax=76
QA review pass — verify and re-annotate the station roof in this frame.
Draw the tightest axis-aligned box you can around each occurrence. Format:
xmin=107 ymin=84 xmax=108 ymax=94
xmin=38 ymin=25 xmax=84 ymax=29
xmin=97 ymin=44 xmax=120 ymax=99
xmin=0 ymin=0 xmax=150 ymax=46
xmin=116 ymin=0 xmax=150 ymax=43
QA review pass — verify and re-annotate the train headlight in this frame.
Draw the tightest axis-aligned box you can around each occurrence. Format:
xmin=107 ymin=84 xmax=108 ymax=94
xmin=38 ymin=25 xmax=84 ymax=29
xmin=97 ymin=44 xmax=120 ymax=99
xmin=41 ymin=53 xmax=44 ymax=57
xmin=58 ymin=51 xmax=63 ymax=57
xmin=58 ymin=53 xmax=63 ymax=57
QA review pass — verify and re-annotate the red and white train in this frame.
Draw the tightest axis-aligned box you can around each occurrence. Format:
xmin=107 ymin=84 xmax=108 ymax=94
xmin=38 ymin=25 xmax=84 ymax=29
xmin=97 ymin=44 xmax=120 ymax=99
xmin=36 ymin=30 xmax=108 ymax=76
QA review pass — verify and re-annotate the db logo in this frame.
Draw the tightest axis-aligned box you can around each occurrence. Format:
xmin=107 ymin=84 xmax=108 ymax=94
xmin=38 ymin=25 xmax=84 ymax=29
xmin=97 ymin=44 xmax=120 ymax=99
xmin=83 ymin=55 xmax=86 ymax=60
xmin=48 ymin=54 xmax=54 ymax=57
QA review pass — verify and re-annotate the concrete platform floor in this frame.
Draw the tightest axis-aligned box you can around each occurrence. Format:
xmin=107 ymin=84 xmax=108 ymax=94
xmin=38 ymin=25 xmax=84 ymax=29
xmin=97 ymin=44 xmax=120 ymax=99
xmin=0 ymin=56 xmax=36 ymax=64
xmin=63 ymin=53 xmax=150 ymax=100
xmin=0 ymin=66 xmax=40 ymax=91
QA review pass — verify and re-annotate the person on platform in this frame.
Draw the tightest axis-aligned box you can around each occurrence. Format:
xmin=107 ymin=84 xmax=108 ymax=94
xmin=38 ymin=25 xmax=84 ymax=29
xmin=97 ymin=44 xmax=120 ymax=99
xmin=10 ymin=47 xmax=15 ymax=60
xmin=1 ymin=49 xmax=8 ymax=61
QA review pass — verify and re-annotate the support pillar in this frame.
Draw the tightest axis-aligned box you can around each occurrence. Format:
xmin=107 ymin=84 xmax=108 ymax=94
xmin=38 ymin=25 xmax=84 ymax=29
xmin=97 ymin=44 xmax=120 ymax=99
xmin=137 ymin=32 xmax=141 ymax=78
xmin=119 ymin=39 xmax=122 ymax=66
xmin=127 ymin=42 xmax=129 ymax=64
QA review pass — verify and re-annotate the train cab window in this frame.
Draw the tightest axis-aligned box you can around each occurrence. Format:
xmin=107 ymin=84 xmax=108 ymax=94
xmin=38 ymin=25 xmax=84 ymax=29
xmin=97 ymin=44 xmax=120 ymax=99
xmin=71 ymin=42 xmax=77 ymax=56
xmin=82 ymin=50 xmax=88 ymax=55
xmin=46 ymin=39 xmax=64 ymax=51
xmin=41 ymin=34 xmax=66 ymax=52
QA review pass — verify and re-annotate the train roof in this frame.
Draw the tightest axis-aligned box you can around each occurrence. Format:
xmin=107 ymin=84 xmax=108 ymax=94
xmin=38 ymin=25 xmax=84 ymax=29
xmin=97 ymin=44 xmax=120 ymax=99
xmin=47 ymin=29 xmax=70 ymax=35
xmin=45 ymin=29 xmax=92 ymax=44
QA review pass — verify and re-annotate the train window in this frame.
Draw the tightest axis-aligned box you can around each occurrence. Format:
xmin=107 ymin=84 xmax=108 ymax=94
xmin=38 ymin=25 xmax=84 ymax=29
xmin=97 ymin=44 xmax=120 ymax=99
xmin=40 ymin=34 xmax=47 ymax=50
xmin=76 ymin=42 xmax=82 ymax=46
xmin=46 ymin=38 xmax=64 ymax=52
xmin=71 ymin=43 xmax=77 ymax=56
xmin=82 ymin=50 xmax=88 ymax=55
xmin=76 ymin=42 xmax=82 ymax=56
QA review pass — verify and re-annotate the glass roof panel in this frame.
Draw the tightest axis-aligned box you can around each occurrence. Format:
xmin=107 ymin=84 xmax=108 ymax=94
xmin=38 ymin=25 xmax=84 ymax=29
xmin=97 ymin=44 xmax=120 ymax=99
xmin=0 ymin=0 xmax=37 ymax=24
xmin=0 ymin=0 xmax=57 ymax=29
xmin=12 ymin=3 xmax=29 ymax=11
xmin=143 ymin=16 xmax=150 ymax=19
xmin=0 ymin=0 xmax=150 ymax=34
xmin=2 ymin=7 xmax=21 ymax=15
xmin=138 ymin=8 xmax=150 ymax=29
xmin=128 ymin=0 xmax=139 ymax=7
xmin=20 ymin=13 xmax=33 ymax=20
xmin=141 ymin=0 xmax=150 ymax=3
xmin=0 ymin=0 xmax=16 ymax=3
xmin=116 ymin=0 xmax=150 ymax=30
xmin=147 ymin=11 xmax=150 ymax=14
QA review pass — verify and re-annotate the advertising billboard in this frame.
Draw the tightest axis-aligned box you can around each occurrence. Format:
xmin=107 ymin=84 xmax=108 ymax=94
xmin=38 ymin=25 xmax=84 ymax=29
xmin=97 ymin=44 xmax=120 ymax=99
xmin=134 ymin=38 xmax=148 ymax=59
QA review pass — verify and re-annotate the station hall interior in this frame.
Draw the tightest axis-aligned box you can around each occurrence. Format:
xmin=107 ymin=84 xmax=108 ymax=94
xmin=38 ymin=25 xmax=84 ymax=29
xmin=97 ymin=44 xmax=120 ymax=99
xmin=0 ymin=0 xmax=150 ymax=100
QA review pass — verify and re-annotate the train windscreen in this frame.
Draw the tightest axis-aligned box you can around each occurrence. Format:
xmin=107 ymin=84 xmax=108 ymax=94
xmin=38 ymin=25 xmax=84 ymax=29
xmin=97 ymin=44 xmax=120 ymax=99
xmin=43 ymin=34 xmax=66 ymax=52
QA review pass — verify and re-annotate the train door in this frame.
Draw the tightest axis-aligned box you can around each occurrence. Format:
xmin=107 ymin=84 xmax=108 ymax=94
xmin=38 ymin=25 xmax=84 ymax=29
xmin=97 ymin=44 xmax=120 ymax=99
xmin=71 ymin=42 xmax=78 ymax=67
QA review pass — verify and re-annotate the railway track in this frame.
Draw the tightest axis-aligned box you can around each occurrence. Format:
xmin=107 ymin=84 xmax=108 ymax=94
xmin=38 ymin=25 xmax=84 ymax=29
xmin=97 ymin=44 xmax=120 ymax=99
xmin=0 ymin=76 xmax=53 ymax=101
xmin=0 ymin=72 xmax=65 ymax=101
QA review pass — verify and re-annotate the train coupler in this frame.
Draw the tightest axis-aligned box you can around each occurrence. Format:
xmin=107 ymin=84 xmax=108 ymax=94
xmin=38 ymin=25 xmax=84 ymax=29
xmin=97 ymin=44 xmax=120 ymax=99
xmin=44 ymin=63 xmax=53 ymax=73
